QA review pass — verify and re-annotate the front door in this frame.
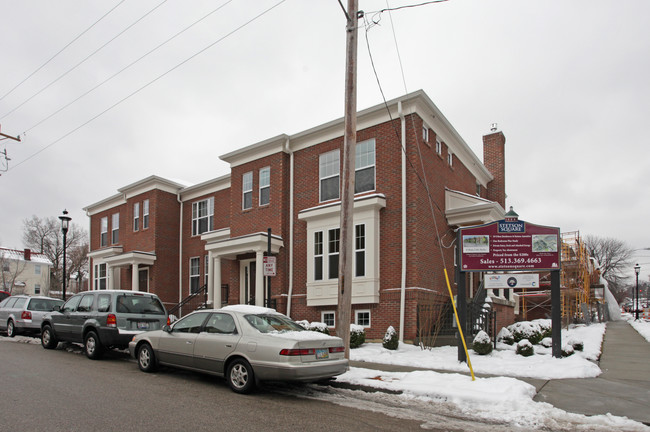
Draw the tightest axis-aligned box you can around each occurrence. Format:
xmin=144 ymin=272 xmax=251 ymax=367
xmin=138 ymin=268 xmax=148 ymax=292
xmin=241 ymin=260 xmax=256 ymax=305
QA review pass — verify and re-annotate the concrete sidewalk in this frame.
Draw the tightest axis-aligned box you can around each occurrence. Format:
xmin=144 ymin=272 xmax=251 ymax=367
xmin=349 ymin=320 xmax=650 ymax=425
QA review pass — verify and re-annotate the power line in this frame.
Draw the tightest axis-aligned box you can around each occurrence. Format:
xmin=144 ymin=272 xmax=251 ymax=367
xmin=9 ymin=0 xmax=288 ymax=172
xmin=22 ymin=0 xmax=235 ymax=135
xmin=0 ymin=0 xmax=169 ymax=121
xmin=0 ymin=0 xmax=127 ymax=103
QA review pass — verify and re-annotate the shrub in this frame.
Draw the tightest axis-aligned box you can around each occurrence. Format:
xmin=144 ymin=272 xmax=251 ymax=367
xmin=567 ymin=338 xmax=583 ymax=351
xmin=472 ymin=330 xmax=493 ymax=355
xmin=508 ymin=321 xmax=544 ymax=345
xmin=350 ymin=324 xmax=366 ymax=348
xmin=540 ymin=337 xmax=552 ymax=348
xmin=295 ymin=320 xmax=330 ymax=335
xmin=516 ymin=339 xmax=535 ymax=357
xmin=533 ymin=319 xmax=553 ymax=339
xmin=497 ymin=327 xmax=514 ymax=345
xmin=382 ymin=326 xmax=399 ymax=350
xmin=562 ymin=344 xmax=575 ymax=357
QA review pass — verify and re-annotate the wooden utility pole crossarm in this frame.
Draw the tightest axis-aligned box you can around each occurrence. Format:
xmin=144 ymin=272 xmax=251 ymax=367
xmin=0 ymin=124 xmax=22 ymax=142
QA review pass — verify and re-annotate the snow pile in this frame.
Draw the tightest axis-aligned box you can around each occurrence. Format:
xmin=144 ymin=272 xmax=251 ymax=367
xmin=625 ymin=313 xmax=650 ymax=342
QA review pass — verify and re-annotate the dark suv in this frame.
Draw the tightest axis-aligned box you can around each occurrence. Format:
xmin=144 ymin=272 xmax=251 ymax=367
xmin=41 ymin=290 xmax=168 ymax=359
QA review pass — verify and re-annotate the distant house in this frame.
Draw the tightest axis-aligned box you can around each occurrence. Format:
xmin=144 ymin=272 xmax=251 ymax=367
xmin=83 ymin=90 xmax=510 ymax=342
xmin=0 ymin=248 xmax=53 ymax=295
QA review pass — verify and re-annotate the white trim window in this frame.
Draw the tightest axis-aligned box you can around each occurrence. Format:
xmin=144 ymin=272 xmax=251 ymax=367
xmin=447 ymin=150 xmax=453 ymax=166
xmin=204 ymin=254 xmax=209 ymax=285
xmin=321 ymin=311 xmax=335 ymax=328
xmin=242 ymin=171 xmax=253 ymax=210
xmin=190 ymin=257 xmax=200 ymax=293
xmin=133 ymin=202 xmax=140 ymax=231
xmin=143 ymin=199 xmax=150 ymax=229
xmin=355 ymin=309 xmax=371 ymax=327
xmin=355 ymin=224 xmax=366 ymax=277
xmin=422 ymin=126 xmax=429 ymax=142
xmin=435 ymin=137 xmax=442 ymax=155
xmin=314 ymin=231 xmax=324 ymax=281
xmin=192 ymin=198 xmax=214 ymax=236
xmin=319 ymin=150 xmax=340 ymax=202
xmin=100 ymin=217 xmax=108 ymax=247
xmin=259 ymin=167 xmax=270 ymax=206
xmin=34 ymin=284 xmax=41 ymax=295
xmin=111 ymin=213 xmax=119 ymax=244
xmin=94 ymin=263 xmax=107 ymax=290
xmin=355 ymin=139 xmax=375 ymax=194
xmin=34 ymin=264 xmax=41 ymax=275
xmin=327 ymin=228 xmax=340 ymax=280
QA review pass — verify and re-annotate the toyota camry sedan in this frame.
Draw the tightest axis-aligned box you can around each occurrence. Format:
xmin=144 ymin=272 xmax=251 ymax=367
xmin=129 ymin=305 xmax=349 ymax=394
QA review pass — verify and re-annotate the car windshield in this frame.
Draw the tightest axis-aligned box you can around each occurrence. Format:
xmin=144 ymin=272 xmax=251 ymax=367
xmin=116 ymin=294 xmax=165 ymax=315
xmin=28 ymin=299 xmax=63 ymax=311
xmin=244 ymin=314 xmax=305 ymax=334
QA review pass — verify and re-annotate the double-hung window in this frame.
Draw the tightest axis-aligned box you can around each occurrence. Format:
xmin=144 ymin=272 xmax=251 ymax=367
xmin=355 ymin=224 xmax=366 ymax=277
xmin=355 ymin=139 xmax=375 ymax=194
xmin=100 ymin=217 xmax=108 ymax=247
xmin=192 ymin=198 xmax=214 ymax=236
xmin=94 ymin=263 xmax=107 ymax=290
xmin=133 ymin=202 xmax=140 ymax=231
xmin=259 ymin=167 xmax=270 ymax=206
xmin=190 ymin=257 xmax=200 ymax=293
xmin=242 ymin=172 xmax=253 ymax=210
xmin=111 ymin=213 xmax=119 ymax=244
xmin=435 ymin=138 xmax=442 ymax=155
xmin=314 ymin=231 xmax=324 ymax=281
xmin=328 ymin=228 xmax=340 ymax=279
xmin=319 ymin=150 xmax=340 ymax=202
xmin=143 ymin=199 xmax=150 ymax=229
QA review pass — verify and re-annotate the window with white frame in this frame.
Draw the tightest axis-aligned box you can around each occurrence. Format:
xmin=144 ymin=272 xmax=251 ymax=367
xmin=190 ymin=257 xmax=200 ymax=293
xmin=34 ymin=264 xmax=41 ymax=275
xmin=314 ymin=231 xmax=324 ymax=281
xmin=111 ymin=213 xmax=119 ymax=244
xmin=319 ymin=150 xmax=340 ymax=202
xmin=192 ymin=198 xmax=214 ymax=236
xmin=355 ymin=224 xmax=365 ymax=277
xmin=100 ymin=217 xmax=108 ymax=247
xmin=422 ymin=125 xmax=429 ymax=142
xmin=327 ymin=228 xmax=340 ymax=279
xmin=143 ymin=199 xmax=150 ymax=229
xmin=321 ymin=311 xmax=335 ymax=327
xmin=34 ymin=284 xmax=41 ymax=294
xmin=204 ymin=254 xmax=209 ymax=285
xmin=133 ymin=202 xmax=140 ymax=231
xmin=355 ymin=139 xmax=375 ymax=194
xmin=447 ymin=150 xmax=453 ymax=166
xmin=355 ymin=310 xmax=371 ymax=327
xmin=259 ymin=167 xmax=270 ymax=206
xmin=476 ymin=183 xmax=481 ymax=196
xmin=242 ymin=171 xmax=253 ymax=210
xmin=94 ymin=263 xmax=107 ymax=290
xmin=435 ymin=137 xmax=442 ymax=155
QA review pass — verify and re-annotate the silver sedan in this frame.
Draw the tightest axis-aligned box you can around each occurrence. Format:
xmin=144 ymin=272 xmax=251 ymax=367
xmin=129 ymin=305 xmax=349 ymax=394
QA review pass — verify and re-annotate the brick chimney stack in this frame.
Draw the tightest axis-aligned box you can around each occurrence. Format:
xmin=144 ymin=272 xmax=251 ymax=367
xmin=483 ymin=127 xmax=506 ymax=209
xmin=24 ymin=248 xmax=31 ymax=261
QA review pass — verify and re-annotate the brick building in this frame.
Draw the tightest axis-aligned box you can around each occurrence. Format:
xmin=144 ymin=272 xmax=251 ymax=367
xmin=84 ymin=90 xmax=510 ymax=342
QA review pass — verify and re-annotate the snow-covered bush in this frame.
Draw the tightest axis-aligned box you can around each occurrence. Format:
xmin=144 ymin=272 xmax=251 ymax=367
xmin=296 ymin=320 xmax=330 ymax=335
xmin=567 ymin=337 xmax=583 ymax=351
xmin=382 ymin=326 xmax=399 ymax=350
xmin=350 ymin=324 xmax=366 ymax=348
xmin=472 ymin=330 xmax=493 ymax=355
xmin=562 ymin=344 xmax=575 ymax=357
xmin=540 ymin=337 xmax=552 ymax=348
xmin=508 ymin=321 xmax=544 ymax=345
xmin=533 ymin=319 xmax=553 ymax=339
xmin=497 ymin=327 xmax=514 ymax=345
xmin=515 ymin=339 xmax=535 ymax=357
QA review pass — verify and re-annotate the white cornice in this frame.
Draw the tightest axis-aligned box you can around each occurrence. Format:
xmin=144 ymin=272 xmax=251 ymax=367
xmin=180 ymin=174 xmax=231 ymax=202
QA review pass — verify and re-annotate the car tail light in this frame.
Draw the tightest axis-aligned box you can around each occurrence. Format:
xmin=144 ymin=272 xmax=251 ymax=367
xmin=279 ymin=348 xmax=316 ymax=356
xmin=107 ymin=314 xmax=117 ymax=328
xmin=21 ymin=311 xmax=32 ymax=320
xmin=329 ymin=346 xmax=345 ymax=353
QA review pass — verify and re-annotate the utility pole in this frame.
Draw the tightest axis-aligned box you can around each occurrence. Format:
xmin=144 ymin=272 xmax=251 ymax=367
xmin=337 ymin=0 xmax=359 ymax=359
xmin=0 ymin=124 xmax=21 ymax=175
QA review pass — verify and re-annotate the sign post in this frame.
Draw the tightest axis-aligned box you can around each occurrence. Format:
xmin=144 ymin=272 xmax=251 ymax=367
xmin=458 ymin=210 xmax=563 ymax=358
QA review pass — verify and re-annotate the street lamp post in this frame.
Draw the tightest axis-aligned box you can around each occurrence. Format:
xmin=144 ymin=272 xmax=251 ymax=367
xmin=634 ymin=263 xmax=640 ymax=320
xmin=59 ymin=210 xmax=72 ymax=301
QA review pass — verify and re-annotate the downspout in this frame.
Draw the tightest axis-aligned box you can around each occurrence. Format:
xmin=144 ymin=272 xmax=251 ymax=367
xmin=399 ymin=101 xmax=407 ymax=342
xmin=285 ymin=138 xmax=295 ymax=317
xmin=177 ymin=193 xmax=183 ymax=305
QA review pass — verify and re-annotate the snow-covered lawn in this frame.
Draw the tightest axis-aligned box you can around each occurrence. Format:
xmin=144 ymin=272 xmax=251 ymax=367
xmin=625 ymin=313 xmax=650 ymax=342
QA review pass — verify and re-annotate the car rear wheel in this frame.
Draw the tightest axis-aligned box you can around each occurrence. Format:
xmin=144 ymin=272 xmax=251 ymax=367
xmin=227 ymin=358 xmax=255 ymax=394
xmin=84 ymin=331 xmax=104 ymax=360
xmin=41 ymin=325 xmax=58 ymax=349
xmin=6 ymin=320 xmax=16 ymax=337
xmin=137 ymin=343 xmax=157 ymax=372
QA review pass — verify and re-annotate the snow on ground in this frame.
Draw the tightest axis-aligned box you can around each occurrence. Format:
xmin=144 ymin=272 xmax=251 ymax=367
xmin=624 ymin=313 xmax=650 ymax=343
xmin=337 ymin=321 xmax=650 ymax=431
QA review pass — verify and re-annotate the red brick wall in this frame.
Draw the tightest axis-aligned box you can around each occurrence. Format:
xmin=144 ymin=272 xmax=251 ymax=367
xmin=483 ymin=131 xmax=506 ymax=209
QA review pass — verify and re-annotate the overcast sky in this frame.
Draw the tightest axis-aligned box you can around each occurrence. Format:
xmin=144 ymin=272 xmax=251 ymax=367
xmin=1 ymin=0 xmax=649 ymax=281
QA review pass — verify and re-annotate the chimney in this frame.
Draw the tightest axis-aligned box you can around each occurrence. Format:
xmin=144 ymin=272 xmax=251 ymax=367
xmin=483 ymin=128 xmax=506 ymax=209
xmin=24 ymin=248 xmax=31 ymax=261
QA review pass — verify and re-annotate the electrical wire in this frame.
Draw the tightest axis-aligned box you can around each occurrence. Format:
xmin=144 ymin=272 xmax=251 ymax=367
xmin=0 ymin=0 xmax=127 ymax=103
xmin=0 ymin=0 xmax=170 ymax=121
xmin=22 ymin=0 xmax=235 ymax=135
xmin=8 ymin=0 xmax=288 ymax=172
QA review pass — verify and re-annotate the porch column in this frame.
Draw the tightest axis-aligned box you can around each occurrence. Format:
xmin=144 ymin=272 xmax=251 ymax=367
xmin=255 ymin=250 xmax=264 ymax=306
xmin=108 ymin=265 xmax=115 ymax=290
xmin=132 ymin=263 xmax=139 ymax=291
xmin=207 ymin=251 xmax=214 ymax=306
xmin=213 ymin=255 xmax=221 ymax=308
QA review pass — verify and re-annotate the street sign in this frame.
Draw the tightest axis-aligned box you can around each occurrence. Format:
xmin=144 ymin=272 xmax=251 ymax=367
xmin=263 ymin=256 xmax=276 ymax=277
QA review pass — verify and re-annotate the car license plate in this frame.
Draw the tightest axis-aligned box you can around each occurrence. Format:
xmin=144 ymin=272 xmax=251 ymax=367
xmin=137 ymin=322 xmax=150 ymax=330
xmin=315 ymin=349 xmax=329 ymax=360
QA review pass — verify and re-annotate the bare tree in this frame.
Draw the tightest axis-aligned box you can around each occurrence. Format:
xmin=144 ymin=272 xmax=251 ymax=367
xmin=0 ymin=252 xmax=27 ymax=294
xmin=584 ymin=234 xmax=635 ymax=294
xmin=22 ymin=215 xmax=88 ymax=293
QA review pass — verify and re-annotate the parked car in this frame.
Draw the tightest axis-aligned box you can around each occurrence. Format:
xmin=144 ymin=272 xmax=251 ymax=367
xmin=41 ymin=290 xmax=168 ymax=360
xmin=0 ymin=290 xmax=10 ymax=302
xmin=129 ymin=305 xmax=349 ymax=394
xmin=0 ymin=295 xmax=63 ymax=337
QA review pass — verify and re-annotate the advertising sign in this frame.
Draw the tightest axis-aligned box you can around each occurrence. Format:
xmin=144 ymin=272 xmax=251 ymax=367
xmin=484 ymin=273 xmax=540 ymax=289
xmin=263 ymin=256 xmax=276 ymax=277
xmin=460 ymin=219 xmax=560 ymax=272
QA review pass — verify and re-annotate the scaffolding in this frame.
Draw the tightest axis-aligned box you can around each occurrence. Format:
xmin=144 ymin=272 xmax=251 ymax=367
xmin=560 ymin=231 xmax=593 ymax=324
